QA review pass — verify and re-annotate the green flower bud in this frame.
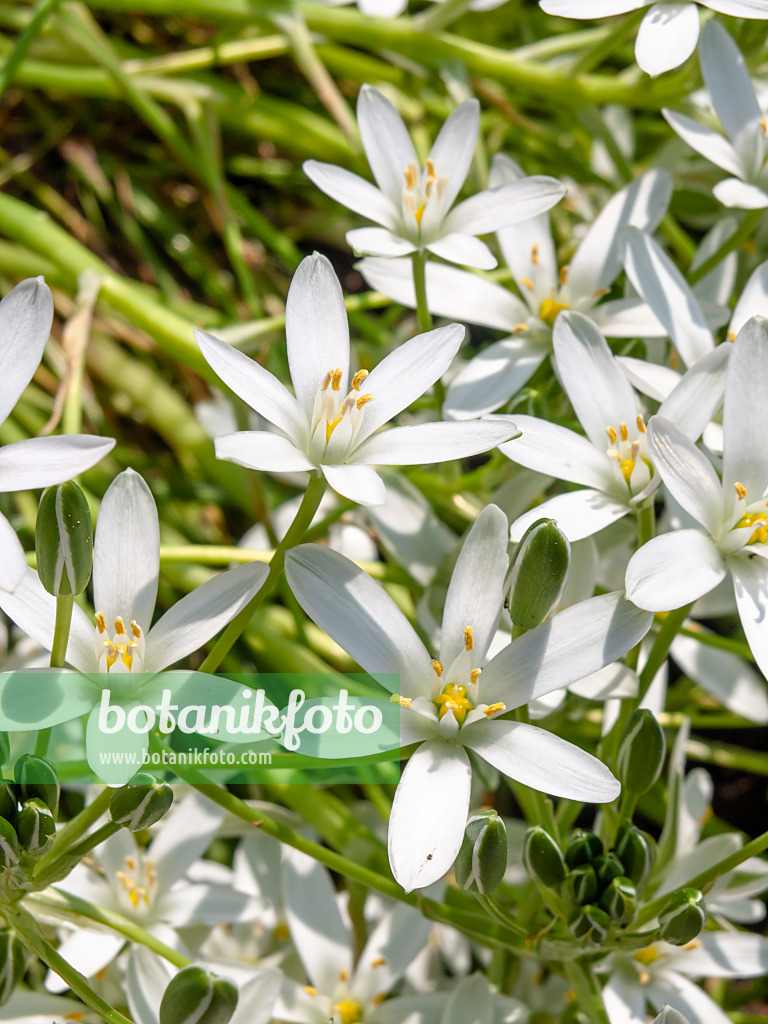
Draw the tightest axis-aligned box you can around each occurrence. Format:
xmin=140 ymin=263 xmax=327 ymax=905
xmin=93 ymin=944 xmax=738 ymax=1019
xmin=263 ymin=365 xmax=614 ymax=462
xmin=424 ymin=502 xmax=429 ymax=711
xmin=0 ymin=929 xmax=27 ymax=1006
xmin=568 ymin=904 xmax=611 ymax=945
xmin=454 ymin=810 xmax=507 ymax=894
xmin=523 ymin=826 xmax=567 ymax=887
xmin=0 ymin=781 xmax=17 ymax=827
xmin=568 ymin=863 xmax=598 ymax=906
xmin=653 ymin=1008 xmax=692 ymax=1024
xmin=15 ymin=798 xmax=56 ymax=855
xmin=14 ymin=755 xmax=59 ymax=817
xmin=565 ymin=830 xmax=603 ymax=870
xmin=593 ymin=852 xmax=624 ymax=891
xmin=0 ymin=818 xmax=20 ymax=870
xmin=110 ymin=773 xmax=174 ymax=832
xmin=0 ymin=734 xmax=9 ymax=766
xmin=507 ymin=519 xmax=571 ymax=631
xmin=35 ymin=481 xmax=93 ymax=596
xmin=658 ymin=888 xmax=706 ymax=946
xmin=159 ymin=966 xmax=238 ymax=1024
xmin=615 ymin=824 xmax=656 ymax=889
xmin=599 ymin=875 xmax=637 ymax=925
xmin=616 ymin=710 xmax=666 ymax=796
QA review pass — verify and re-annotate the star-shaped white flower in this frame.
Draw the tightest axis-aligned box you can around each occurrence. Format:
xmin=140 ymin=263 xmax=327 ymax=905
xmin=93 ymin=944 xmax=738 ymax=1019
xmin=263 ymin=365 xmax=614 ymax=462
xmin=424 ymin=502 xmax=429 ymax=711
xmin=286 ymin=505 xmax=652 ymax=891
xmin=195 ymin=253 xmax=518 ymax=507
xmin=304 ymin=86 xmax=566 ymax=269
xmin=539 ymin=1 xmax=768 ymax=78
xmin=0 ymin=277 xmax=116 ymax=591
xmin=625 ymin=315 xmax=768 ymax=679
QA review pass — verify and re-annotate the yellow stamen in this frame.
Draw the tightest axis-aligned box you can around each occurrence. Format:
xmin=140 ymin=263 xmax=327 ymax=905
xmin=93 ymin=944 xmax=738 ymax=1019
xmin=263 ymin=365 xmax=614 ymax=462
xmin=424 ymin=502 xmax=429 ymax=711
xmin=371 ymin=957 xmax=387 ymax=967
xmin=431 ymin=659 xmax=443 ymax=677
xmin=114 ymin=616 xmax=127 ymax=636
xmin=404 ymin=166 xmax=416 ymax=189
xmin=470 ymin=668 xmax=481 ymax=685
xmin=372 ymin=994 xmax=387 ymax=1006
xmin=356 ymin=393 xmax=374 ymax=410
xmin=414 ymin=204 xmax=426 ymax=226
xmin=761 ymin=117 xmax=767 ymax=135
xmin=634 ymin=947 xmax=659 ymax=966
xmin=735 ymin=482 xmax=747 ymax=500
xmin=735 ymin=512 xmax=768 ymax=545
xmin=531 ymin=243 xmax=539 ymax=266
xmin=95 ymin=612 xmax=106 ymax=634
xmin=513 ymin=322 xmax=530 ymax=333
xmin=619 ymin=422 xmax=628 ymax=442
xmin=592 ymin=287 xmax=611 ymax=299
xmin=304 ymin=986 xmax=318 ymax=996
xmin=426 ymin=158 xmax=436 ymax=179
xmin=519 ymin=277 xmax=534 ymax=291
xmin=621 ymin=458 xmax=635 ymax=484
xmin=638 ymin=970 xmax=651 ymax=985
xmin=606 ymin=426 xmax=618 ymax=445
xmin=322 ymin=371 xmax=333 ymax=391
xmin=339 ymin=968 xmax=348 ymax=982
xmin=464 ymin=626 xmax=474 ymax=651
xmin=335 ymin=1000 xmax=363 ymax=1024
xmin=540 ymin=298 xmax=567 ymax=327
xmin=484 ymin=702 xmax=506 ymax=718
xmin=636 ymin=414 xmax=646 ymax=434
xmin=331 ymin=368 xmax=343 ymax=391
xmin=351 ymin=369 xmax=369 ymax=391
xmin=559 ymin=265 xmax=569 ymax=285
xmin=326 ymin=413 xmax=343 ymax=443
xmin=434 ymin=683 xmax=473 ymax=726
xmin=128 ymin=889 xmax=139 ymax=909
xmin=728 ymin=330 xmax=736 ymax=342
xmin=125 ymin=856 xmax=136 ymax=871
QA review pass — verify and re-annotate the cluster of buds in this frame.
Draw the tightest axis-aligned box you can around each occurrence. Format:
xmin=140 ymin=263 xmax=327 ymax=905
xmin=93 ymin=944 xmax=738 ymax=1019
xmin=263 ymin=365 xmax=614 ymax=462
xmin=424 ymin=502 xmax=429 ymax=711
xmin=159 ymin=964 xmax=238 ymax=1024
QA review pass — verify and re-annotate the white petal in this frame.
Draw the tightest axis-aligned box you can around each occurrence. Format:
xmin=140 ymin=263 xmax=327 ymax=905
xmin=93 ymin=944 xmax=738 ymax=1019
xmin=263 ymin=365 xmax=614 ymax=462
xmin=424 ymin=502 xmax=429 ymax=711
xmin=510 ymin=489 xmax=629 ymax=543
xmin=388 ymin=739 xmax=472 ymax=892
xmin=85 ymin=701 xmax=149 ymax=785
xmin=354 ymin=906 xmax=433 ymax=1003
xmin=151 ymin=791 xmax=226 ymax=889
xmin=647 ymin=972 xmax=730 ymax=1024
xmin=479 ymin=592 xmax=652 ymax=706
xmin=285 ymin=544 xmax=433 ymax=695
xmin=425 ymin=234 xmax=496 ymax=270
xmin=656 ymin=342 xmax=730 ymax=442
xmin=357 ymin=256 xmax=528 ymax=332
xmin=662 ymin=110 xmax=743 ymax=176
xmin=195 ymin=329 xmax=306 ymax=441
xmin=286 ymin=253 xmax=350 ymax=411
xmin=445 ymin=178 xmax=566 ymax=237
xmin=730 ymin=260 xmax=768 ymax=335
xmin=444 ymin=340 xmax=547 ymax=420
xmin=670 ymin=931 xmax=768 ymax=978
xmin=0 ymin=435 xmax=115 ymax=493
xmin=623 ymin=227 xmax=713 ymax=367
xmin=647 ymin=417 xmax=723 ymax=533
xmin=427 ymin=99 xmax=479 ymax=211
xmin=722 ymin=315 xmax=768 ymax=496
xmin=145 ymin=562 xmax=268 ymax=671
xmin=635 ymin=4 xmax=699 ymax=76
xmin=354 ymin=420 xmax=518 ymax=466
xmin=346 ymin=227 xmax=415 ymax=257
xmin=498 ymin=414 xmax=614 ymax=490
xmin=441 ymin=505 xmax=509 ymax=667
xmin=357 ymin=324 xmax=465 ymax=438
xmin=602 ymin=971 xmax=647 ymax=1024
xmin=0 ymin=277 xmax=53 ymax=426
xmin=567 ymin=169 xmax=672 ymax=297
xmin=282 ymin=847 xmax=354 ymax=992
xmin=215 ymin=430 xmax=315 ymax=472
xmin=46 ymin=930 xmax=124 ymax=991
xmin=625 ymin=530 xmax=726 ymax=610
xmin=357 ymin=85 xmax=419 ymax=204
xmin=93 ymin=469 xmax=159 ymax=632
xmin=713 ymin=177 xmax=768 ymax=208
xmin=0 ymin=512 xmax=27 ymax=593
xmin=691 ymin=216 xmax=740 ymax=306
xmin=591 ymin=297 xmax=666 ymax=338
xmin=552 ymin=311 xmax=638 ymax=449
xmin=303 ymin=160 xmax=397 ymax=228
xmin=618 ymin=355 xmax=681 ymax=401
xmin=700 ymin=20 xmax=762 ymax=144
xmin=464 ymin=719 xmax=619 ymax=801
xmin=703 ymin=0 xmax=768 ymax=13
xmin=730 ymin=553 xmax=768 ymax=681
xmin=671 ymin=632 xmax=768 ymax=722
xmin=540 ymin=0 xmax=650 ymax=13
xmin=321 ymin=463 xmax=387 ymax=505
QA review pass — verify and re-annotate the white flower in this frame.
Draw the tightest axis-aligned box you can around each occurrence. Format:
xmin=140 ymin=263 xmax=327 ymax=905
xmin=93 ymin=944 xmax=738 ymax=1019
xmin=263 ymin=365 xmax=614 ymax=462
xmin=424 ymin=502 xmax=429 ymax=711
xmin=359 ymin=163 xmax=671 ymax=419
xmin=195 ymin=253 xmax=518 ymax=507
xmin=304 ymin=86 xmax=566 ymax=269
xmin=499 ymin=309 xmax=730 ymax=542
xmin=316 ymin=0 xmax=508 ymax=15
xmin=286 ymin=505 xmax=652 ymax=891
xmin=625 ymin=316 xmax=768 ymax=679
xmin=663 ymin=21 xmax=768 ymax=208
xmin=0 ymin=277 xmax=115 ymax=591
xmin=539 ymin=1 xmax=768 ymax=78
xmin=0 ymin=468 xmax=269 ymax=778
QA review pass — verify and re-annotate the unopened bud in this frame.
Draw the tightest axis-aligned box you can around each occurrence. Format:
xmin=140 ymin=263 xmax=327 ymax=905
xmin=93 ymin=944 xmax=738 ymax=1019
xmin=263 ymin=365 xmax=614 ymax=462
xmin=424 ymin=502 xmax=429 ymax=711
xmin=658 ymin=888 xmax=705 ymax=946
xmin=523 ymin=826 xmax=567 ymax=887
xmin=0 ymin=818 xmax=20 ymax=869
xmin=568 ymin=863 xmax=599 ymax=906
xmin=454 ymin=810 xmax=507 ymax=894
xmin=0 ymin=781 xmax=17 ymax=827
xmin=616 ymin=710 xmax=666 ymax=796
xmin=568 ymin=904 xmax=611 ymax=944
xmin=110 ymin=772 xmax=174 ymax=832
xmin=507 ymin=519 xmax=570 ymax=631
xmin=159 ymin=965 xmax=238 ymax=1024
xmin=0 ymin=929 xmax=26 ymax=1006
xmin=565 ymin=830 xmax=603 ymax=870
xmin=653 ymin=1008 xmax=691 ymax=1024
xmin=15 ymin=798 xmax=55 ymax=855
xmin=593 ymin=852 xmax=624 ymax=891
xmin=14 ymin=754 xmax=59 ymax=817
xmin=36 ymin=481 xmax=93 ymax=596
xmin=599 ymin=875 xmax=637 ymax=925
xmin=615 ymin=824 xmax=655 ymax=889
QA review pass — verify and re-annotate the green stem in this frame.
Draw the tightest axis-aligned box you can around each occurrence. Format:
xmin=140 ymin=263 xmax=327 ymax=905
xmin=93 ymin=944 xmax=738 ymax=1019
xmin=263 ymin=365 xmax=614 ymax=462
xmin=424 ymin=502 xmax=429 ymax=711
xmin=564 ymin=958 xmax=611 ymax=1024
xmin=50 ymin=593 xmax=74 ymax=668
xmin=687 ymin=209 xmax=764 ymax=286
xmin=411 ymin=249 xmax=432 ymax=334
xmin=569 ymin=7 xmax=646 ymax=77
xmin=33 ymin=787 xmax=113 ymax=878
xmin=199 ymin=473 xmax=327 ymax=672
xmin=0 ymin=0 xmax=62 ymax=99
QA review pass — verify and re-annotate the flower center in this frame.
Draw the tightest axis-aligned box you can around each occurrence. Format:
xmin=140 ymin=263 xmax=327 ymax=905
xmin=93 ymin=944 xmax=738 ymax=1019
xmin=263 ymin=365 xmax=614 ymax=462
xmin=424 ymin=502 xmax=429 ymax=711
xmin=311 ymin=368 xmax=373 ymax=456
xmin=605 ymin=415 xmax=653 ymax=495
xmin=434 ymin=682 xmax=473 ymax=726
xmin=95 ymin=614 xmax=144 ymax=673
xmin=727 ymin=482 xmax=768 ymax=550
xmin=334 ymin=1000 xmax=363 ymax=1024
xmin=402 ymin=159 xmax=448 ymax=230
xmin=540 ymin=298 xmax=568 ymax=327
xmin=115 ymin=853 xmax=156 ymax=911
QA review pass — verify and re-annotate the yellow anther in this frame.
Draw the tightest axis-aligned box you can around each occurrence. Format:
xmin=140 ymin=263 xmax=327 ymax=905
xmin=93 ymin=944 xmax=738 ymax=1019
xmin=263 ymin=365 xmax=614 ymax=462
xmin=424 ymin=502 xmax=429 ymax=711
xmin=95 ymin=612 xmax=106 ymax=634
xmin=470 ymin=668 xmax=481 ymax=685
xmin=131 ymin=621 xmax=142 ymax=638
xmin=414 ymin=204 xmax=426 ymax=226
xmin=636 ymin=414 xmax=646 ymax=434
xmin=638 ymin=970 xmax=651 ymax=985
xmin=335 ymin=1000 xmax=363 ymax=1024
xmin=426 ymin=158 xmax=436 ymax=180
xmin=431 ymin=659 xmax=443 ymax=677
xmin=512 ymin=322 xmax=530 ymax=333
xmin=606 ymin=426 xmax=618 ymax=445
xmin=634 ymin=947 xmax=659 ymax=966
xmin=398 ymin=696 xmax=412 ymax=708
xmin=728 ymin=330 xmax=736 ymax=342
xmin=128 ymin=889 xmax=139 ymax=909
xmin=683 ymin=940 xmax=701 ymax=951
xmin=464 ymin=626 xmax=474 ymax=651
xmin=540 ymin=298 xmax=568 ymax=327
xmin=66 ymin=1014 xmax=85 ymax=1022
xmin=125 ymin=856 xmax=136 ymax=871
xmin=356 ymin=393 xmax=374 ymax=410
xmin=592 ymin=287 xmax=611 ymax=299
xmin=372 ymin=994 xmax=387 ymax=1006
xmin=351 ymin=369 xmax=369 ymax=391
xmin=559 ymin=265 xmax=569 ymax=285
xmin=339 ymin=968 xmax=348 ymax=982
xmin=519 ymin=277 xmax=535 ymax=291
xmin=304 ymin=986 xmax=318 ymax=997
xmin=404 ymin=166 xmax=416 ymax=189
xmin=371 ymin=957 xmax=387 ymax=967
xmin=620 ymin=422 xmax=629 ymax=442
xmin=531 ymin=243 xmax=539 ymax=266
xmin=484 ymin=702 xmax=506 ymax=718
xmin=322 ymin=371 xmax=333 ymax=391
xmin=735 ymin=482 xmax=747 ymax=500
xmin=761 ymin=117 xmax=767 ymax=135
xmin=331 ymin=368 xmax=343 ymax=391
xmin=114 ymin=616 xmax=127 ymax=636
